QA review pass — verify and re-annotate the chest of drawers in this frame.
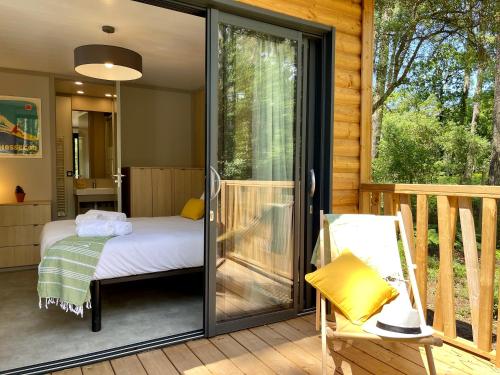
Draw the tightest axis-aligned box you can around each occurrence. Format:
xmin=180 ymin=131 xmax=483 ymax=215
xmin=0 ymin=201 xmax=51 ymax=268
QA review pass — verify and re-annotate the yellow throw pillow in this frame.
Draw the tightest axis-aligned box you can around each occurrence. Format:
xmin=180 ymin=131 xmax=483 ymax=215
xmin=305 ymin=249 xmax=398 ymax=325
xmin=181 ymin=198 xmax=205 ymax=220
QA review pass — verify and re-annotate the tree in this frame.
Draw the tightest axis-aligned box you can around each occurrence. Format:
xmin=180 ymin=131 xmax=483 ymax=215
xmin=373 ymin=94 xmax=442 ymax=183
xmin=441 ymin=122 xmax=490 ymax=181
xmin=489 ymin=29 xmax=500 ymax=185
xmin=460 ymin=0 xmax=495 ymax=182
xmin=373 ymin=93 xmax=491 ymax=185
xmin=373 ymin=0 xmax=498 ymax=186
xmin=371 ymin=0 xmax=464 ymax=158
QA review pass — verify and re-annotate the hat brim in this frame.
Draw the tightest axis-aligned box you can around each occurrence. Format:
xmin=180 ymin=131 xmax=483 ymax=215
xmin=362 ymin=316 xmax=434 ymax=339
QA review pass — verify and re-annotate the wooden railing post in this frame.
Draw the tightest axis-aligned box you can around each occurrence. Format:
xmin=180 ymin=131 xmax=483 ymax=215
xmin=436 ymin=195 xmax=457 ymax=339
xmin=393 ymin=194 xmax=401 ymax=216
xmin=478 ymin=198 xmax=498 ymax=352
xmin=383 ymin=193 xmax=393 ymax=215
xmin=458 ymin=197 xmax=480 ymax=344
xmin=370 ymin=192 xmax=380 ymax=214
xmin=415 ymin=194 xmax=429 ymax=317
xmin=449 ymin=196 xmax=459 ymax=246
xmin=496 ymin=234 xmax=500 ymax=367
xmin=433 ymin=281 xmax=443 ymax=332
xmin=400 ymin=194 xmax=416 ymax=261
xmin=360 ymin=191 xmax=371 ymax=214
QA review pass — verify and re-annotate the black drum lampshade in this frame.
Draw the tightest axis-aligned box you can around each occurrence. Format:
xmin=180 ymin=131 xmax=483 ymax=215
xmin=74 ymin=44 xmax=142 ymax=81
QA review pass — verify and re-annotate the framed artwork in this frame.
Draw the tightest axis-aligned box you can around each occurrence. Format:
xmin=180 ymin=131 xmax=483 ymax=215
xmin=0 ymin=95 xmax=42 ymax=158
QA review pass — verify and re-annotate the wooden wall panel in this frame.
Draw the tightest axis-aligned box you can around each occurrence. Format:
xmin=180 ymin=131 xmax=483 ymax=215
xmin=130 ymin=167 xmax=153 ymax=217
xmin=190 ymin=169 xmax=205 ymax=199
xmin=359 ymin=0 xmax=374 ymax=212
xmin=128 ymin=167 xmax=204 ymax=217
xmin=172 ymin=168 xmax=205 ymax=215
xmin=152 ymin=168 xmax=173 ymax=217
xmin=238 ymin=0 xmax=369 ymax=214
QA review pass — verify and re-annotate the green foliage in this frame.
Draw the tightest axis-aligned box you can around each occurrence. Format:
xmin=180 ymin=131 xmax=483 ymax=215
xmin=373 ymin=95 xmax=442 ymax=183
xmin=427 ymin=228 xmax=439 ymax=249
xmin=439 ymin=122 xmax=491 ymax=179
xmin=373 ymin=0 xmax=498 ymax=186
xmin=373 ymin=91 xmax=492 ymax=184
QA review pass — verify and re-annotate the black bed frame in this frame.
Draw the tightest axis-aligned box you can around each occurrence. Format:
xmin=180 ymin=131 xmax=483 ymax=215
xmin=89 ymin=266 xmax=204 ymax=332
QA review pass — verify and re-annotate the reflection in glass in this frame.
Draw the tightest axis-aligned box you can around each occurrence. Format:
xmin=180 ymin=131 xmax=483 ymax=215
xmin=72 ymin=111 xmax=114 ymax=179
xmin=216 ymin=23 xmax=298 ymax=322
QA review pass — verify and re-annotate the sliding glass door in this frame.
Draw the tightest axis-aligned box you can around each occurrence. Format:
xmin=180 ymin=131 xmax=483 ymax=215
xmin=113 ymin=82 xmax=123 ymax=212
xmin=206 ymin=10 xmax=302 ymax=334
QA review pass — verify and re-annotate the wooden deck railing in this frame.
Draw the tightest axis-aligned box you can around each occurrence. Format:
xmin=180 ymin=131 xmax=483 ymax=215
xmin=218 ymin=180 xmax=295 ymax=280
xmin=360 ymin=183 xmax=500 ymax=365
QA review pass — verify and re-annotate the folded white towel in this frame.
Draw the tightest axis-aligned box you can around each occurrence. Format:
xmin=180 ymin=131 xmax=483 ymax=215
xmin=85 ymin=210 xmax=127 ymax=221
xmin=76 ymin=220 xmax=115 ymax=237
xmin=76 ymin=219 xmax=133 ymax=237
xmin=75 ymin=212 xmax=100 ymax=225
xmin=75 ymin=210 xmax=127 ymax=225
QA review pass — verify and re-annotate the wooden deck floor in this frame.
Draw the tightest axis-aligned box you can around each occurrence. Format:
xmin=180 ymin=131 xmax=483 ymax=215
xmin=54 ymin=315 xmax=499 ymax=375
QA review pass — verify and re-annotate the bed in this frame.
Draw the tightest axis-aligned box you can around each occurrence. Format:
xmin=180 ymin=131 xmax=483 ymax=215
xmin=40 ymin=216 xmax=204 ymax=331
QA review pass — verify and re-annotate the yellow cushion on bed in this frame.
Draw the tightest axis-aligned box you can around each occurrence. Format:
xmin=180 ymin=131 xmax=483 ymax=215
xmin=181 ymin=198 xmax=205 ymax=220
xmin=305 ymin=249 xmax=398 ymax=325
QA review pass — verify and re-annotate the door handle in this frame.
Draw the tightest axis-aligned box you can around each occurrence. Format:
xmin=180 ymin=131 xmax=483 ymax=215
xmin=113 ymin=173 xmax=125 ymax=185
xmin=309 ymin=169 xmax=316 ymax=198
xmin=210 ymin=166 xmax=221 ymax=200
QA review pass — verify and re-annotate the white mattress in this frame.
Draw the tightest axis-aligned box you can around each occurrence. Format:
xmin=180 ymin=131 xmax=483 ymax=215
xmin=40 ymin=216 xmax=204 ymax=280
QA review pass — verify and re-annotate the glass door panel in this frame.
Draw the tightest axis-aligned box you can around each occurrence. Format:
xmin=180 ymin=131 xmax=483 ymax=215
xmin=208 ymin=12 xmax=302 ymax=327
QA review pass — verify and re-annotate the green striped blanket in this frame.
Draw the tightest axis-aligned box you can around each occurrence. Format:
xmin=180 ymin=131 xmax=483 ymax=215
xmin=38 ymin=235 xmax=111 ymax=316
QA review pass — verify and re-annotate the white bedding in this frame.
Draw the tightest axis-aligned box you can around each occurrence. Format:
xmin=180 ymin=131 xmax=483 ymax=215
xmin=40 ymin=216 xmax=204 ymax=280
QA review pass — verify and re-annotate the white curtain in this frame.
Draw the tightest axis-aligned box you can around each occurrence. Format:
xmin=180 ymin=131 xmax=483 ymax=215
xmin=251 ymin=37 xmax=297 ymax=181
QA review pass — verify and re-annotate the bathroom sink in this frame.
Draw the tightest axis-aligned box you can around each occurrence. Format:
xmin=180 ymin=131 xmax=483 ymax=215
xmin=75 ymin=188 xmax=116 ymax=196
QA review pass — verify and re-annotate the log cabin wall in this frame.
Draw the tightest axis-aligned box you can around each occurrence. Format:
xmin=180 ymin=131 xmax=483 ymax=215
xmin=237 ymin=0 xmax=374 ymax=214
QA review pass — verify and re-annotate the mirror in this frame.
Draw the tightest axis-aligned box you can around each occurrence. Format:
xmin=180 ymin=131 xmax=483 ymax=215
xmin=72 ymin=110 xmax=114 ymax=179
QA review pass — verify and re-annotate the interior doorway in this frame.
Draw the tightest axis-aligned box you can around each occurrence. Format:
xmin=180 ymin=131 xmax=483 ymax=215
xmin=0 ymin=1 xmax=206 ymax=372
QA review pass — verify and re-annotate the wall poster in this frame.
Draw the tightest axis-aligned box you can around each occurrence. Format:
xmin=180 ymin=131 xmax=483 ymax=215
xmin=0 ymin=96 xmax=42 ymax=158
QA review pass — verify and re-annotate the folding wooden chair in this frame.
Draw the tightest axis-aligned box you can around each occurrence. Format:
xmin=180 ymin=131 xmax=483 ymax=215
xmin=314 ymin=211 xmax=443 ymax=374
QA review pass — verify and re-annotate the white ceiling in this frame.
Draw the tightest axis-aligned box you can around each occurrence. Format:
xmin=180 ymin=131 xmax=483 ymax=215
xmin=0 ymin=0 xmax=205 ymax=90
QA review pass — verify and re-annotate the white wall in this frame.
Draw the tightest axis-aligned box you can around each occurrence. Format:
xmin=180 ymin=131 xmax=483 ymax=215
xmin=0 ymin=70 xmax=52 ymax=203
xmin=121 ymin=85 xmax=193 ymax=167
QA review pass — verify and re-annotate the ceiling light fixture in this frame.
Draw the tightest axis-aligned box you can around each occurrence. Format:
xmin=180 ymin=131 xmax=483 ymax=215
xmin=113 ymin=94 xmax=117 ymax=98
xmin=75 ymin=81 xmax=83 ymax=85
xmin=74 ymin=26 xmax=142 ymax=81
xmin=77 ymin=90 xmax=84 ymax=94
xmin=105 ymin=93 xmax=112 ymax=97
